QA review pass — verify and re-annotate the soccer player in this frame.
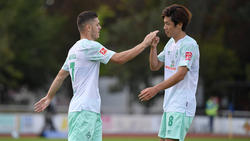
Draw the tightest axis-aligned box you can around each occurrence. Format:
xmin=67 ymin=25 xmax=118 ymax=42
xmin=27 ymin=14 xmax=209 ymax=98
xmin=34 ymin=11 xmax=158 ymax=141
xmin=139 ymin=4 xmax=200 ymax=141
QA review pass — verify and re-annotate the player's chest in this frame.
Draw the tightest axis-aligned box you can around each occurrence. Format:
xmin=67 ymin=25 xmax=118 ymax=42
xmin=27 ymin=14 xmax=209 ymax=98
xmin=165 ymin=44 xmax=181 ymax=66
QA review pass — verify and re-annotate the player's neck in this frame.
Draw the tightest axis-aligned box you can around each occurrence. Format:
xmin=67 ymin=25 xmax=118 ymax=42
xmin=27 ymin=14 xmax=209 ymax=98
xmin=80 ymin=32 xmax=94 ymax=40
xmin=173 ymin=31 xmax=186 ymax=43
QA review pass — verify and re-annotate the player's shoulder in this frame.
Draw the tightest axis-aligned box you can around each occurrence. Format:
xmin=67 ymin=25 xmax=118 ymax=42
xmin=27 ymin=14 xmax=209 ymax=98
xmin=165 ymin=38 xmax=175 ymax=47
xmin=183 ymin=35 xmax=198 ymax=46
xmin=168 ymin=38 xmax=175 ymax=44
xmin=79 ymin=39 xmax=103 ymax=48
xmin=180 ymin=36 xmax=198 ymax=50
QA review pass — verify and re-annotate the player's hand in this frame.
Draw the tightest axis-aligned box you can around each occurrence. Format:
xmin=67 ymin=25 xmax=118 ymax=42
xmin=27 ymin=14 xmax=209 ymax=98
xmin=34 ymin=96 xmax=51 ymax=112
xmin=142 ymin=30 xmax=159 ymax=47
xmin=138 ymin=87 xmax=159 ymax=101
xmin=151 ymin=36 xmax=160 ymax=48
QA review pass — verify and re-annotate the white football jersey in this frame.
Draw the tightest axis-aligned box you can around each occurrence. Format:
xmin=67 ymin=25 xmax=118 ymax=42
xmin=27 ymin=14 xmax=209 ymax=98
xmin=158 ymin=35 xmax=200 ymax=116
xmin=62 ymin=39 xmax=115 ymax=113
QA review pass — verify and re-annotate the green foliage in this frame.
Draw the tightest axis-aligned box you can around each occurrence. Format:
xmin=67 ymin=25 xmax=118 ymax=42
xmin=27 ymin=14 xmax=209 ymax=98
xmin=96 ymin=0 xmax=247 ymax=112
xmin=1 ymin=0 xmax=249 ymax=109
xmin=0 ymin=0 xmax=65 ymax=90
xmin=200 ymin=27 xmax=240 ymax=95
xmin=0 ymin=36 xmax=22 ymax=88
xmin=201 ymin=31 xmax=239 ymax=80
xmin=97 ymin=1 xmax=166 ymax=113
xmin=97 ymin=5 xmax=115 ymax=45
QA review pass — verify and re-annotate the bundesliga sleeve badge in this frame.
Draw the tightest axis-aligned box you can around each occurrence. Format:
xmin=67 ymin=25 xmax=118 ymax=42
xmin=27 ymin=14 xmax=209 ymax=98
xmin=99 ymin=48 xmax=107 ymax=55
xmin=185 ymin=52 xmax=192 ymax=60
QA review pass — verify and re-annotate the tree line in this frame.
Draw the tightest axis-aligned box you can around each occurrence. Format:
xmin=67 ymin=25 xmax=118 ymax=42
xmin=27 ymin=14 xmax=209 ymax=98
xmin=0 ymin=0 xmax=249 ymax=111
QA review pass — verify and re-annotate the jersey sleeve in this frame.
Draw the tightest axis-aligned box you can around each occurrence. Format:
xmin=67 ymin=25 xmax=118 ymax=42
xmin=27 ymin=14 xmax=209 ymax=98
xmin=61 ymin=57 xmax=69 ymax=71
xmin=178 ymin=43 xmax=198 ymax=70
xmin=84 ymin=41 xmax=116 ymax=64
xmin=157 ymin=50 xmax=165 ymax=62
xmin=157 ymin=40 xmax=172 ymax=62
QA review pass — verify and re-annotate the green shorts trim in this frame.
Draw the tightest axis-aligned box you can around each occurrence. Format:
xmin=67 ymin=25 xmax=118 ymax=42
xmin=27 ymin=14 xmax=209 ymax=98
xmin=68 ymin=110 xmax=102 ymax=141
xmin=158 ymin=112 xmax=193 ymax=141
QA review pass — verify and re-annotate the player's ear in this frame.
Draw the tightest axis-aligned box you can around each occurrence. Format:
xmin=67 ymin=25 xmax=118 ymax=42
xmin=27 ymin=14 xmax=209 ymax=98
xmin=177 ymin=22 xmax=183 ymax=30
xmin=85 ymin=24 xmax=91 ymax=33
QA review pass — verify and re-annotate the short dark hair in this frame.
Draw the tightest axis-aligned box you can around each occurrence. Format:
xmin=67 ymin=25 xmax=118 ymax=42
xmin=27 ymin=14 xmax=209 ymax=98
xmin=162 ymin=4 xmax=192 ymax=31
xmin=77 ymin=11 xmax=98 ymax=32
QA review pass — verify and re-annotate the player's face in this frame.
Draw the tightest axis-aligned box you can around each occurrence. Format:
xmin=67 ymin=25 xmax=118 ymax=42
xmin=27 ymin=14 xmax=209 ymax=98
xmin=163 ymin=16 xmax=180 ymax=38
xmin=90 ymin=18 xmax=101 ymax=40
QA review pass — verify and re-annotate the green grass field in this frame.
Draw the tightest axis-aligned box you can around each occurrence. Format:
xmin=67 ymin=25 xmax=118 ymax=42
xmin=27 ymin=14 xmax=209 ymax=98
xmin=0 ymin=137 xmax=249 ymax=141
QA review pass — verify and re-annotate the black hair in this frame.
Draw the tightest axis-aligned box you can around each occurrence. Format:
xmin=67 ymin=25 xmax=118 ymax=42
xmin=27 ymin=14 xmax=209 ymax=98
xmin=162 ymin=4 xmax=192 ymax=31
xmin=77 ymin=11 xmax=98 ymax=32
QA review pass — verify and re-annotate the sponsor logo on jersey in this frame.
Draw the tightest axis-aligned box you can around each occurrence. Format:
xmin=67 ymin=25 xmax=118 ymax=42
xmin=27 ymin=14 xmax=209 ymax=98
xmin=165 ymin=66 xmax=176 ymax=70
xmin=99 ymin=48 xmax=107 ymax=55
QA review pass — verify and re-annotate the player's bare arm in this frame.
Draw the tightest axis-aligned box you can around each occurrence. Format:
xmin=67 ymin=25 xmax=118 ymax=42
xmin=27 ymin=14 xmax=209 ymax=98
xmin=150 ymin=36 xmax=163 ymax=71
xmin=138 ymin=66 xmax=188 ymax=101
xmin=34 ymin=69 xmax=69 ymax=112
xmin=110 ymin=30 xmax=159 ymax=64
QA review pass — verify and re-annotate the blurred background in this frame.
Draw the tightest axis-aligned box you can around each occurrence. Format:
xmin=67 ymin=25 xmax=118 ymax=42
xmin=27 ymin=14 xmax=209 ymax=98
xmin=0 ymin=0 xmax=249 ymax=139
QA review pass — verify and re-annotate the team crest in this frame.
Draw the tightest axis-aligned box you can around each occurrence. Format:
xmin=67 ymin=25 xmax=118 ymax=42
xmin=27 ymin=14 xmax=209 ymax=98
xmin=86 ymin=131 xmax=91 ymax=139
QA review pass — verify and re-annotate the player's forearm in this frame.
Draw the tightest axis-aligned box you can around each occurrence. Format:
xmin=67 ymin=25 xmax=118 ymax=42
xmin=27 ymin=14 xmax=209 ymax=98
xmin=46 ymin=70 xmax=68 ymax=99
xmin=154 ymin=71 xmax=186 ymax=91
xmin=46 ymin=77 xmax=63 ymax=99
xmin=149 ymin=47 xmax=159 ymax=71
xmin=115 ymin=42 xmax=147 ymax=64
